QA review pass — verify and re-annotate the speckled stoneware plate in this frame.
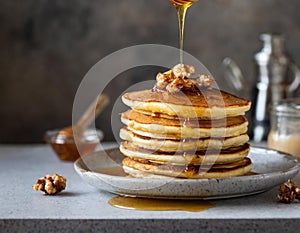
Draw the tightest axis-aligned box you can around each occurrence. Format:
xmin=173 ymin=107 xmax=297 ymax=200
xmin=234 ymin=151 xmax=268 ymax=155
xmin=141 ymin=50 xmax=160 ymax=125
xmin=74 ymin=147 xmax=300 ymax=200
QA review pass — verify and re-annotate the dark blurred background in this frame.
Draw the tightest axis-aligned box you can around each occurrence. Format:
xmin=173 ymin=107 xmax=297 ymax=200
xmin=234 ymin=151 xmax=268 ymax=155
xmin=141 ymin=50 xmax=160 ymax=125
xmin=1 ymin=0 xmax=300 ymax=143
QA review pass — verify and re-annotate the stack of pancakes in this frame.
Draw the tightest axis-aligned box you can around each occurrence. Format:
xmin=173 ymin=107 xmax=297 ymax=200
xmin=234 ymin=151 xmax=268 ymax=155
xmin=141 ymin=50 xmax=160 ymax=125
xmin=119 ymin=66 xmax=252 ymax=179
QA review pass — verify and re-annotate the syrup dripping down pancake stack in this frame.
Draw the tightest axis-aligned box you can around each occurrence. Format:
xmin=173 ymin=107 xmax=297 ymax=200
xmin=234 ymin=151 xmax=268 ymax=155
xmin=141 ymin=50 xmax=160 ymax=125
xmin=120 ymin=64 xmax=252 ymax=179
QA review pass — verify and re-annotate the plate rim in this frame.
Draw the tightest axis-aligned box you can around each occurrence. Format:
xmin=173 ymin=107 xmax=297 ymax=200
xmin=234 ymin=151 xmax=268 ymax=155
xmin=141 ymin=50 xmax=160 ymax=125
xmin=74 ymin=146 xmax=300 ymax=199
xmin=74 ymin=146 xmax=300 ymax=182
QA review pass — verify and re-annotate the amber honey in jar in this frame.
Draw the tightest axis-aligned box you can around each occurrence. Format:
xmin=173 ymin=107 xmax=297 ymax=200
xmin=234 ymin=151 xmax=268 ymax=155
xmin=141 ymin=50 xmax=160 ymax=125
xmin=45 ymin=129 xmax=102 ymax=161
xmin=268 ymin=98 xmax=300 ymax=158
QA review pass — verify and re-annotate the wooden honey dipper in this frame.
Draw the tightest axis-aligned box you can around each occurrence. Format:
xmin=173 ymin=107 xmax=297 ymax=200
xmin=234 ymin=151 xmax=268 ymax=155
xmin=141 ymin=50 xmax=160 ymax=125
xmin=58 ymin=94 xmax=110 ymax=140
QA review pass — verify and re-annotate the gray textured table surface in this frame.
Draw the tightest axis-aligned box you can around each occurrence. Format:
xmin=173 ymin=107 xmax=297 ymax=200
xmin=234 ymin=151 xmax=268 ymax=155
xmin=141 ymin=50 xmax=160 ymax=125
xmin=0 ymin=143 xmax=300 ymax=233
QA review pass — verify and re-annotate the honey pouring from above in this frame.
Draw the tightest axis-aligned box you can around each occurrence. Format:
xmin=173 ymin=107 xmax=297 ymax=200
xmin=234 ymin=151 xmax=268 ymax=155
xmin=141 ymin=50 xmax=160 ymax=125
xmin=170 ymin=0 xmax=198 ymax=64
xmin=45 ymin=94 xmax=110 ymax=161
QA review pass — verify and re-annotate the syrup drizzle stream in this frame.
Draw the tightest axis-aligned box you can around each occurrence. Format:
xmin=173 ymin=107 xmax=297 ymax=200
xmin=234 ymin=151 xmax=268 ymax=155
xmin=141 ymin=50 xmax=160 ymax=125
xmin=170 ymin=0 xmax=198 ymax=64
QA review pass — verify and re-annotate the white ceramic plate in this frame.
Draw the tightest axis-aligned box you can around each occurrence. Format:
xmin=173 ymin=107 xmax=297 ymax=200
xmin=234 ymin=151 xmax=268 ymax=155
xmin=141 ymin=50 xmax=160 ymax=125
xmin=74 ymin=146 xmax=300 ymax=200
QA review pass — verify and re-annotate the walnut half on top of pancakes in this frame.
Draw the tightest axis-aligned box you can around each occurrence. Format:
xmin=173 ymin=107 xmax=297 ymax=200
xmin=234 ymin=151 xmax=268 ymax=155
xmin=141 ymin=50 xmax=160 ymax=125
xmin=153 ymin=64 xmax=215 ymax=93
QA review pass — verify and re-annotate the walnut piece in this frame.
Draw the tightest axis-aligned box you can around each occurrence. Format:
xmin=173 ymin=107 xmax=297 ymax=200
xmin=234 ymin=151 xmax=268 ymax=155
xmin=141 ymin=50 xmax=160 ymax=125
xmin=153 ymin=64 xmax=215 ymax=93
xmin=277 ymin=180 xmax=296 ymax=203
xmin=172 ymin=64 xmax=195 ymax=78
xmin=277 ymin=179 xmax=300 ymax=204
xmin=196 ymin=74 xmax=216 ymax=88
xmin=33 ymin=174 xmax=66 ymax=195
xmin=295 ymin=186 xmax=300 ymax=201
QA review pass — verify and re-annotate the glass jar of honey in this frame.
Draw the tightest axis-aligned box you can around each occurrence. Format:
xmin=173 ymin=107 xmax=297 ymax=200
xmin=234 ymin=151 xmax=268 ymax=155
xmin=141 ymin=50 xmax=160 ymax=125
xmin=268 ymin=98 xmax=300 ymax=158
xmin=45 ymin=129 xmax=103 ymax=161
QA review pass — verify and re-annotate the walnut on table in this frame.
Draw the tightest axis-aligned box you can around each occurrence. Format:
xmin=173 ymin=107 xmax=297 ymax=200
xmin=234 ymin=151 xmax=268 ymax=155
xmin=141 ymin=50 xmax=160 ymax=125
xmin=33 ymin=174 xmax=66 ymax=195
xmin=277 ymin=179 xmax=300 ymax=204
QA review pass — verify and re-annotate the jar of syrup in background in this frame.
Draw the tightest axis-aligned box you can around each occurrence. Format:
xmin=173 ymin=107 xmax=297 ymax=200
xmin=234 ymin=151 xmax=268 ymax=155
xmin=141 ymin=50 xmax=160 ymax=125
xmin=268 ymin=98 xmax=300 ymax=158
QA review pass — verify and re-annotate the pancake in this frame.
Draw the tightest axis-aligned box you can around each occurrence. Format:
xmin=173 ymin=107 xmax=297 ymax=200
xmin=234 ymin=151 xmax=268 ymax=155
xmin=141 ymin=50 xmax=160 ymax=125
xmin=121 ymin=110 xmax=248 ymax=139
xmin=122 ymin=89 xmax=251 ymax=120
xmin=134 ymin=109 xmax=235 ymax=121
xmin=120 ymin=141 xmax=250 ymax=165
xmin=120 ymin=127 xmax=249 ymax=152
xmin=122 ymin=157 xmax=253 ymax=179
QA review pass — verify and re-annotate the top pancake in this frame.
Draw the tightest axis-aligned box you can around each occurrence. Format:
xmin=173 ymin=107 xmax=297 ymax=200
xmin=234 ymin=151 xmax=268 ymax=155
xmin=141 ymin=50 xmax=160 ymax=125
xmin=122 ymin=89 xmax=251 ymax=119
